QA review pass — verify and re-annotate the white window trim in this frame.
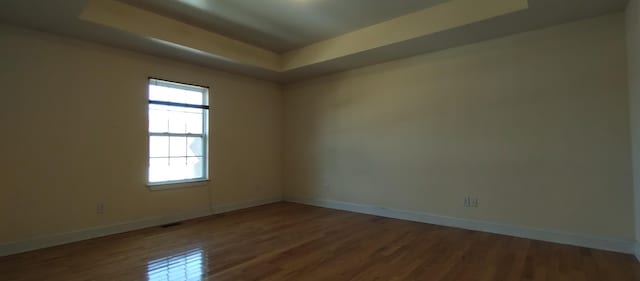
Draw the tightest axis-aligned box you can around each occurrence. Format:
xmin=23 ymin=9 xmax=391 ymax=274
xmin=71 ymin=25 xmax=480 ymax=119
xmin=146 ymin=179 xmax=210 ymax=190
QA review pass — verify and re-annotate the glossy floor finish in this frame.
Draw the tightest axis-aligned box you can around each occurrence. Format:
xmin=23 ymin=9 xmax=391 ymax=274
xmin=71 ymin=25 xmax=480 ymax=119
xmin=1 ymin=203 xmax=639 ymax=281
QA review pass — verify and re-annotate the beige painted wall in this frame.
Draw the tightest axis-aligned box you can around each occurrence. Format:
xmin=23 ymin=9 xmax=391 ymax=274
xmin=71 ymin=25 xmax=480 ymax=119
xmin=284 ymin=14 xmax=633 ymax=240
xmin=0 ymin=24 xmax=283 ymax=244
xmin=627 ymin=0 xmax=640 ymax=246
xmin=0 ymin=9 xmax=635 ymax=249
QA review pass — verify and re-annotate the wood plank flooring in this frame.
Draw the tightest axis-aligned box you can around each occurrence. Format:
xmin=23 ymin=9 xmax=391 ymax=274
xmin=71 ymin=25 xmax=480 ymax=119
xmin=1 ymin=202 xmax=639 ymax=280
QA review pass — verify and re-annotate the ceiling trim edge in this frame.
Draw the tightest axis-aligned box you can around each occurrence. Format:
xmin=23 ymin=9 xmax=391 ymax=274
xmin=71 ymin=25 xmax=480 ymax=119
xmin=79 ymin=0 xmax=529 ymax=73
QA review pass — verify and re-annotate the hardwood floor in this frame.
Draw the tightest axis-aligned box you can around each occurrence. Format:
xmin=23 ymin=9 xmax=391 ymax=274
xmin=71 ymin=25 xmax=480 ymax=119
xmin=1 ymin=202 xmax=639 ymax=280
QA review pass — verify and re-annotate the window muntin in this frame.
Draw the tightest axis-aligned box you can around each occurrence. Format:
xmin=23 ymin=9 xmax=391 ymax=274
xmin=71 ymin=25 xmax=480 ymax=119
xmin=148 ymin=78 xmax=209 ymax=185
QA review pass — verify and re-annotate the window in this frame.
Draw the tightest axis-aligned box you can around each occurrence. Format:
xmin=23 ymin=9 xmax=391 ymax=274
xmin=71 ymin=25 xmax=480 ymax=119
xmin=147 ymin=78 xmax=209 ymax=186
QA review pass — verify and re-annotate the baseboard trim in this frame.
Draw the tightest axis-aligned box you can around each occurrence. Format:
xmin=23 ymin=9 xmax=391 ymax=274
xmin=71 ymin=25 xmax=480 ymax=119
xmin=286 ymin=197 xmax=635 ymax=254
xmin=211 ymin=197 xmax=283 ymax=214
xmin=0 ymin=197 xmax=282 ymax=257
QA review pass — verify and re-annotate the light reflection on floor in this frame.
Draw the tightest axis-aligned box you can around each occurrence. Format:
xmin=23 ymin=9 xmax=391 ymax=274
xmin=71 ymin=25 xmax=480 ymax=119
xmin=147 ymin=248 xmax=205 ymax=281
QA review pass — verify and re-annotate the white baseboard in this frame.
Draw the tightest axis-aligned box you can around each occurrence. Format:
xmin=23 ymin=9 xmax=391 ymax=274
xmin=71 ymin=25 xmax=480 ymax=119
xmin=3 ymin=197 xmax=631 ymax=258
xmin=286 ymin=197 xmax=635 ymax=254
xmin=0 ymin=197 xmax=282 ymax=257
xmin=211 ymin=196 xmax=282 ymax=214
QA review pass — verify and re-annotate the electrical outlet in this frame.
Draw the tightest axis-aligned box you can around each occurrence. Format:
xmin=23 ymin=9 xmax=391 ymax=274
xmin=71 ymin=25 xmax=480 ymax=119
xmin=464 ymin=196 xmax=479 ymax=208
xmin=96 ymin=202 xmax=105 ymax=214
xmin=471 ymin=197 xmax=479 ymax=208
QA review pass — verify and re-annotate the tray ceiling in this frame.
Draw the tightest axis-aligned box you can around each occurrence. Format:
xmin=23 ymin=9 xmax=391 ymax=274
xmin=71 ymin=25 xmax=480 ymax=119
xmin=0 ymin=0 xmax=629 ymax=82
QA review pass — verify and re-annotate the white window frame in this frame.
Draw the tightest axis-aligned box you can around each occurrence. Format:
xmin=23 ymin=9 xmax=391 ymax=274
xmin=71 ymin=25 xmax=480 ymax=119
xmin=147 ymin=78 xmax=210 ymax=188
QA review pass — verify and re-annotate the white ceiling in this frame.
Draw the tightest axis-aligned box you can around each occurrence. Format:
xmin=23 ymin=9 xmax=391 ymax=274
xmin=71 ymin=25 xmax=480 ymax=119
xmin=124 ymin=0 xmax=448 ymax=52
xmin=0 ymin=0 xmax=630 ymax=82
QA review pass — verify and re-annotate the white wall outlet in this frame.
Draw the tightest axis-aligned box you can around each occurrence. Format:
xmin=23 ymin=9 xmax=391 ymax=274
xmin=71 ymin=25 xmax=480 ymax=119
xmin=96 ymin=202 xmax=105 ymax=214
xmin=471 ymin=197 xmax=479 ymax=208
xmin=464 ymin=196 xmax=479 ymax=208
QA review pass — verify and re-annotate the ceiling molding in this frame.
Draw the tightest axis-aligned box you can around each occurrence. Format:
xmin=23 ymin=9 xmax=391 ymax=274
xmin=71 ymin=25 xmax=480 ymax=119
xmin=79 ymin=0 xmax=528 ymax=73
xmin=79 ymin=0 xmax=282 ymax=71
xmin=282 ymin=0 xmax=529 ymax=70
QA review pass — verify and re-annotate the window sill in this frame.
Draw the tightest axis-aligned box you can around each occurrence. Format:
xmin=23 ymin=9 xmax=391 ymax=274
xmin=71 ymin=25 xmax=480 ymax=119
xmin=147 ymin=179 xmax=210 ymax=191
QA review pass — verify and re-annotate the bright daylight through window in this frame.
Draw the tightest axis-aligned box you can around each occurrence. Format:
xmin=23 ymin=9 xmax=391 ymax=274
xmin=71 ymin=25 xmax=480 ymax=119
xmin=148 ymin=78 xmax=209 ymax=185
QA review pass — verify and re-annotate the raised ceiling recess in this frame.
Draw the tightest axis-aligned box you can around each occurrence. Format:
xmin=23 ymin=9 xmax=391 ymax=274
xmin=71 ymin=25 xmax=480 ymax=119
xmin=124 ymin=0 xmax=449 ymax=52
xmin=0 ymin=0 xmax=630 ymax=81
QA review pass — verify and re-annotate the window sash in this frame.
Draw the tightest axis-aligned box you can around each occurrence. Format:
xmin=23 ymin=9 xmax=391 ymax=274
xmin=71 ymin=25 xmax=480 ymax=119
xmin=147 ymin=134 xmax=208 ymax=184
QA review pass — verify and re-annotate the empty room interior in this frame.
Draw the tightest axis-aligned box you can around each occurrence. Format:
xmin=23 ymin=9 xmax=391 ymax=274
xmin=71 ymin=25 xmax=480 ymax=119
xmin=3 ymin=0 xmax=640 ymax=280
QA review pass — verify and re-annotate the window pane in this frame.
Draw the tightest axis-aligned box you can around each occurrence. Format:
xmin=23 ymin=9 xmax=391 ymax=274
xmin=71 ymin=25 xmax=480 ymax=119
xmin=168 ymin=157 xmax=186 ymax=169
xmin=168 ymin=110 xmax=187 ymax=133
xmin=149 ymin=158 xmax=170 ymax=183
xmin=169 ymin=137 xmax=187 ymax=157
xmin=149 ymin=108 xmax=169 ymax=133
xmin=168 ymin=157 xmax=197 ymax=181
xmin=165 ymin=88 xmax=199 ymax=104
xmin=187 ymin=157 xmax=205 ymax=179
xmin=149 ymin=84 xmax=204 ymax=106
xmin=149 ymin=85 xmax=169 ymax=102
xmin=149 ymin=157 xmax=204 ymax=183
xmin=149 ymin=136 xmax=169 ymax=157
xmin=185 ymin=112 xmax=203 ymax=134
xmin=187 ymin=137 xmax=203 ymax=157
xmin=182 ymin=90 xmax=203 ymax=105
